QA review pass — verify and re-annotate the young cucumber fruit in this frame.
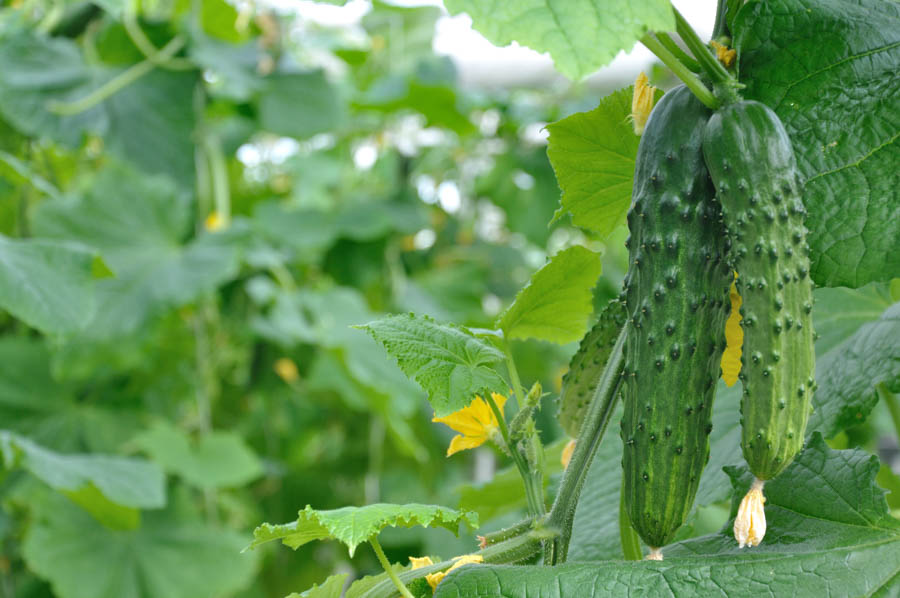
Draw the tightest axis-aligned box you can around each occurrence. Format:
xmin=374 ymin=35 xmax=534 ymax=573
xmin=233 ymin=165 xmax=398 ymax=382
xmin=702 ymin=101 xmax=815 ymax=547
xmin=621 ymin=85 xmax=732 ymax=552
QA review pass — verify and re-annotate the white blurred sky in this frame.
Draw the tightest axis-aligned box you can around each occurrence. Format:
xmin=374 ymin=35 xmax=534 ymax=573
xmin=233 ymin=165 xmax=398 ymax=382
xmin=272 ymin=0 xmax=718 ymax=87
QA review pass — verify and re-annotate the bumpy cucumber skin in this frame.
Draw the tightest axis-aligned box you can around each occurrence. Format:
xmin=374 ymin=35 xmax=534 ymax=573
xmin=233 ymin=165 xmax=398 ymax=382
xmin=558 ymin=300 xmax=626 ymax=437
xmin=702 ymin=101 xmax=815 ymax=481
xmin=621 ymin=86 xmax=732 ymax=549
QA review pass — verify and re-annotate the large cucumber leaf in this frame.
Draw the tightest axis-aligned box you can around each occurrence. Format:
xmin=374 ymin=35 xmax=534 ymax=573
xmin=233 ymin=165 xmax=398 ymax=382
xmin=443 ymin=1 xmax=673 ymax=80
xmin=436 ymin=437 xmax=900 ymax=597
xmin=734 ymin=0 xmax=900 ymax=288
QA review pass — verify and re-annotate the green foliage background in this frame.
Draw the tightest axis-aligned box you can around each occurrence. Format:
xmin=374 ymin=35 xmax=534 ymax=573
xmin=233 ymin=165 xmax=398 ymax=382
xmin=0 ymin=0 xmax=898 ymax=597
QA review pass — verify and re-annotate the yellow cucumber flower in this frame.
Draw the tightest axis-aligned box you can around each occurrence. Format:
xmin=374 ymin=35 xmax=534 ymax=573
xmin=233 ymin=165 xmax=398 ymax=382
xmin=425 ymin=554 xmax=484 ymax=590
xmin=631 ymin=72 xmax=657 ymax=136
xmin=204 ymin=211 xmax=227 ymax=232
xmin=734 ymin=478 xmax=767 ymax=548
xmin=721 ymin=273 xmax=743 ymax=387
xmin=432 ymin=393 xmax=507 ymax=457
xmin=409 ymin=555 xmax=434 ymax=569
xmin=274 ymin=358 xmax=299 ymax=383
xmin=710 ymin=40 xmax=737 ymax=68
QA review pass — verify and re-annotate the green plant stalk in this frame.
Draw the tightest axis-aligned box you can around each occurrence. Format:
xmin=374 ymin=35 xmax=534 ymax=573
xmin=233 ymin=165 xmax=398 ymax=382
xmin=878 ymin=383 xmax=900 ymax=444
xmin=712 ymin=0 xmax=730 ymax=38
xmin=672 ymin=6 xmax=732 ymax=86
xmin=655 ymin=32 xmax=701 ymax=72
xmin=619 ymin=482 xmax=643 ymax=560
xmin=485 ymin=393 xmax=545 ymax=517
xmin=47 ymin=35 xmax=186 ymax=115
xmin=503 ymin=339 xmax=527 ymax=411
xmin=370 ymin=536 xmax=415 ymax=598
xmin=640 ymin=34 xmax=718 ymax=110
xmin=123 ymin=9 xmax=194 ymax=70
xmin=545 ymin=327 xmax=626 ymax=564
xmin=203 ymin=135 xmax=231 ymax=226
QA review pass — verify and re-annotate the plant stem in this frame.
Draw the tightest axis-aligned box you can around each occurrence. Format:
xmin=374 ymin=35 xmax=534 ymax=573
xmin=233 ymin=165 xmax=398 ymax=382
xmin=878 ymin=383 xmax=900 ymax=444
xmin=485 ymin=393 xmax=545 ymax=517
xmin=640 ymin=34 xmax=718 ymax=110
xmin=672 ymin=6 xmax=732 ymax=86
xmin=503 ymin=339 xmax=527 ymax=411
xmin=545 ymin=327 xmax=626 ymax=564
xmin=203 ymin=134 xmax=231 ymax=226
xmin=369 ymin=536 xmax=415 ymax=598
xmin=655 ymin=32 xmax=701 ymax=72
xmin=47 ymin=35 xmax=186 ymax=115
xmin=619 ymin=482 xmax=643 ymax=560
xmin=123 ymin=9 xmax=194 ymax=70
xmin=712 ymin=0 xmax=730 ymax=39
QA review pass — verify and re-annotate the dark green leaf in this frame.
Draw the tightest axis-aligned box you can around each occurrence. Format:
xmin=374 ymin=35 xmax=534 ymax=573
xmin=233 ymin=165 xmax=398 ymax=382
xmin=735 ymin=0 xmax=900 ymax=287
xmin=443 ymin=0 xmax=673 ymax=80
xmin=258 ymin=71 xmax=345 ymax=139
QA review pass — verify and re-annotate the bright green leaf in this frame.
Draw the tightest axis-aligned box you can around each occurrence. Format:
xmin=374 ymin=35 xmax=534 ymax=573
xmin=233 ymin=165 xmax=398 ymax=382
xmin=358 ymin=313 xmax=507 ymax=416
xmin=437 ymin=437 xmax=900 ymax=596
xmin=735 ymin=0 xmax=900 ymax=287
xmin=248 ymin=503 xmax=478 ymax=557
xmin=288 ymin=573 xmax=348 ymax=598
xmin=0 ymin=431 xmax=165 ymax=529
xmin=546 ymin=86 xmax=662 ymax=237
xmin=810 ymin=301 xmax=900 ymax=438
xmin=497 ymin=245 xmax=602 ymax=344
xmin=443 ymin=0 xmax=673 ymax=80
xmin=22 ymin=493 xmax=257 ymax=598
xmin=0 ymin=236 xmax=97 ymax=334
xmin=132 ymin=422 xmax=263 ymax=490
xmin=812 ymin=283 xmax=893 ymax=355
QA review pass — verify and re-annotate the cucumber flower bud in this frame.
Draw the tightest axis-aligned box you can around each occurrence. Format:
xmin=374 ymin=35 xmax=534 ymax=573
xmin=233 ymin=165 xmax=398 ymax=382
xmin=734 ymin=478 xmax=767 ymax=548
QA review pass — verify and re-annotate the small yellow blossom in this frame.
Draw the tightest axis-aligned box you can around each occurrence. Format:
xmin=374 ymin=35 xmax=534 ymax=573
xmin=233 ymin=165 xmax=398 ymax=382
xmin=425 ymin=554 xmax=484 ymax=590
xmin=204 ymin=211 xmax=226 ymax=232
xmin=432 ymin=394 xmax=507 ymax=457
xmin=721 ymin=273 xmax=743 ymax=387
xmin=409 ymin=555 xmax=434 ymax=569
xmin=631 ymin=72 xmax=657 ymax=136
xmin=561 ymin=439 xmax=576 ymax=469
xmin=734 ymin=478 xmax=767 ymax=548
xmin=274 ymin=358 xmax=299 ymax=383
xmin=710 ymin=40 xmax=737 ymax=68
xmin=645 ymin=547 xmax=663 ymax=561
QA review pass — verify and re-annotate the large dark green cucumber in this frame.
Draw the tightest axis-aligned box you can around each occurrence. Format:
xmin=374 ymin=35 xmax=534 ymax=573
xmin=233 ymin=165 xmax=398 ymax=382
xmin=702 ymin=101 xmax=815 ymax=481
xmin=620 ymin=85 xmax=733 ymax=550
xmin=557 ymin=300 xmax=626 ymax=437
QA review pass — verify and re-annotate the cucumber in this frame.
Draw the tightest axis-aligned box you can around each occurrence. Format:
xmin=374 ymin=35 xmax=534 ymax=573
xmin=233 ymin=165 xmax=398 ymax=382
xmin=557 ymin=300 xmax=626 ymax=438
xmin=702 ymin=101 xmax=815 ymax=483
xmin=620 ymin=85 xmax=733 ymax=551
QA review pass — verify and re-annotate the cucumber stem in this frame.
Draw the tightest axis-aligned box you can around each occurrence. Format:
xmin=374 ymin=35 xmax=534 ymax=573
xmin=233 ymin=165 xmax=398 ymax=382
xmin=655 ymin=32 xmax=701 ymax=72
xmin=712 ymin=0 xmax=730 ymax=38
xmin=672 ymin=6 xmax=733 ymax=86
xmin=619 ymin=482 xmax=643 ymax=560
xmin=545 ymin=327 xmax=626 ymax=564
xmin=485 ymin=393 xmax=545 ymax=517
xmin=369 ymin=536 xmax=415 ymax=598
xmin=640 ymin=34 xmax=718 ymax=110
xmin=877 ymin=383 xmax=900 ymax=445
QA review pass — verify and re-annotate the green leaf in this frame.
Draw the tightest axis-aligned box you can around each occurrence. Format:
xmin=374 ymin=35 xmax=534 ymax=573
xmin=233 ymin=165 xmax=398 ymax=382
xmin=497 ymin=245 xmax=602 ymax=344
xmin=443 ymin=1 xmax=673 ymax=80
xmin=34 ymin=163 xmax=242 ymax=338
xmin=258 ymin=71 xmax=345 ymax=140
xmin=287 ymin=573 xmax=348 ymax=598
xmin=437 ymin=437 xmax=900 ymax=596
xmin=22 ymin=492 xmax=258 ymax=598
xmin=546 ymin=86 xmax=662 ymax=237
xmin=812 ymin=283 xmax=893 ymax=355
xmin=735 ymin=0 xmax=900 ymax=287
xmin=358 ymin=313 xmax=507 ymax=417
xmin=810 ymin=301 xmax=900 ymax=438
xmin=132 ymin=422 xmax=263 ymax=490
xmin=0 ymin=235 xmax=97 ymax=334
xmin=0 ymin=33 xmax=197 ymax=183
xmin=248 ymin=503 xmax=478 ymax=557
xmin=0 ymin=431 xmax=165 ymax=529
